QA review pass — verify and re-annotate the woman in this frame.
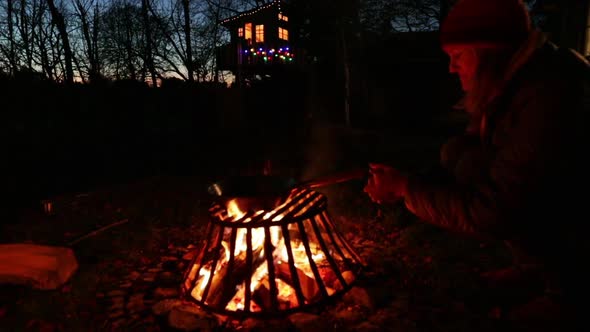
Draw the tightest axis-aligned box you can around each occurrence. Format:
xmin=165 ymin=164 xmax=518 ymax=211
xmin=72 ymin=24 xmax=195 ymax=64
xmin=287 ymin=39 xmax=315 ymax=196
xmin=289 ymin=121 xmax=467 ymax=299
xmin=364 ymin=0 xmax=589 ymax=324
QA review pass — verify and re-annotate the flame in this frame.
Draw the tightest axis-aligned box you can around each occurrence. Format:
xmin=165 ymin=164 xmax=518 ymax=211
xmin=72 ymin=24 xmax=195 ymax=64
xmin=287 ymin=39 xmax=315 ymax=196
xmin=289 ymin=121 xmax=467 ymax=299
xmin=227 ymin=199 xmax=246 ymax=220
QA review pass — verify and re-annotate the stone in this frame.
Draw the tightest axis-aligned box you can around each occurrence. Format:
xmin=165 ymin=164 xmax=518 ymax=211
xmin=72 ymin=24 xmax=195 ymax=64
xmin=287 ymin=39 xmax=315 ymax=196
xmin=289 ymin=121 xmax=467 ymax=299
xmin=120 ymin=282 xmax=133 ymax=288
xmin=152 ymin=299 xmax=183 ymax=316
xmin=334 ymin=306 xmax=365 ymax=324
xmin=182 ymin=251 xmax=197 ymax=261
xmin=110 ymin=318 xmax=127 ymax=329
xmin=128 ymin=271 xmax=141 ymax=280
xmin=108 ymin=310 xmax=125 ymax=319
xmin=342 ymin=287 xmax=375 ymax=310
xmin=288 ymin=312 xmax=330 ymax=332
xmin=353 ymin=322 xmax=381 ymax=332
xmin=168 ymin=306 xmax=217 ymax=332
xmin=241 ymin=318 xmax=294 ymax=332
xmin=107 ymin=290 xmax=126 ymax=297
xmin=154 ymin=287 xmax=179 ymax=299
xmin=126 ymin=293 xmax=145 ymax=312
xmin=111 ymin=296 xmax=125 ymax=304
xmin=108 ymin=301 xmax=124 ymax=311
xmin=0 ymin=244 xmax=78 ymax=290
xmin=161 ymin=256 xmax=179 ymax=262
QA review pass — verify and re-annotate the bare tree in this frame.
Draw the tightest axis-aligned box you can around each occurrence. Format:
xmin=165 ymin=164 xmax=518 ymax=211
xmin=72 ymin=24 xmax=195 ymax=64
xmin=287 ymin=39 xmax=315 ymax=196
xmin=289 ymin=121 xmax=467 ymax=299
xmin=5 ymin=0 xmax=18 ymax=74
xmin=71 ymin=0 xmax=102 ymax=82
xmin=47 ymin=0 xmax=74 ymax=83
xmin=100 ymin=1 xmax=141 ymax=80
xmin=16 ymin=0 xmax=34 ymax=70
xmin=35 ymin=0 xmax=57 ymax=79
xmin=140 ymin=0 xmax=158 ymax=85
xmin=181 ymin=0 xmax=194 ymax=82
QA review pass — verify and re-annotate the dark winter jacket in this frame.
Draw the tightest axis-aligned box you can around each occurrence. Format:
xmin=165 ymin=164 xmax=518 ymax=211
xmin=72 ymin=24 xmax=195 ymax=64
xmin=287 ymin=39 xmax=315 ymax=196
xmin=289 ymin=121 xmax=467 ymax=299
xmin=405 ymin=31 xmax=589 ymax=265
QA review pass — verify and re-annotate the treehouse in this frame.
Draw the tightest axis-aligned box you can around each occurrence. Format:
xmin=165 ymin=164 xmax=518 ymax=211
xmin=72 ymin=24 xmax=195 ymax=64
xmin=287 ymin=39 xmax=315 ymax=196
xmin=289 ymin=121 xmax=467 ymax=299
xmin=216 ymin=0 xmax=304 ymax=83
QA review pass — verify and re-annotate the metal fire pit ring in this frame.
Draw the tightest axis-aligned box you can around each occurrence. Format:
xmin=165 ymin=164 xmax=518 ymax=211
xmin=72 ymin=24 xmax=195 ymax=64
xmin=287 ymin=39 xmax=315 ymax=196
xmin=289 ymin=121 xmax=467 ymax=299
xmin=181 ymin=187 xmax=365 ymax=318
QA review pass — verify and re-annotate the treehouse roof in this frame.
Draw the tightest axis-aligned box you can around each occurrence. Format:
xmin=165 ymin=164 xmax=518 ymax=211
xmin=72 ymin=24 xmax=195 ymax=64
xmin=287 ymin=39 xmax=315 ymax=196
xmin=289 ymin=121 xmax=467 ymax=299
xmin=219 ymin=0 xmax=287 ymax=26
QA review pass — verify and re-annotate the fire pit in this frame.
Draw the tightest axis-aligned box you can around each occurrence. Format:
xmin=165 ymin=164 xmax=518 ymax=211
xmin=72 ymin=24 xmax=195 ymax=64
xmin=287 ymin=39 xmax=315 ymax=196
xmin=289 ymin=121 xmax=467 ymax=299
xmin=181 ymin=187 xmax=364 ymax=317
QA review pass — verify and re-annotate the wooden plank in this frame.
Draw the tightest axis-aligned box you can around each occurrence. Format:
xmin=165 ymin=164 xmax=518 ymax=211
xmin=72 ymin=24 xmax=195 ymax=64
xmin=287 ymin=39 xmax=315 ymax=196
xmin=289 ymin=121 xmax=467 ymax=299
xmin=0 ymin=244 xmax=78 ymax=290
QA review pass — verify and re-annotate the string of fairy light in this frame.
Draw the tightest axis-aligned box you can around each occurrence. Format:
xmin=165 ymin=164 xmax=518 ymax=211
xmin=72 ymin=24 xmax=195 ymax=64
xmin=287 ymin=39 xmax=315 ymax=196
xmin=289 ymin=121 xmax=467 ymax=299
xmin=243 ymin=47 xmax=294 ymax=62
xmin=220 ymin=0 xmax=284 ymax=25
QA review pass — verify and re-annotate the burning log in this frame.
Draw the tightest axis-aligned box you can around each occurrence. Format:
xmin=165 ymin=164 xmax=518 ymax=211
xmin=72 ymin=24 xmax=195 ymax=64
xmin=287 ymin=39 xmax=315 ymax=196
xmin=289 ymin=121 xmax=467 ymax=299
xmin=205 ymin=244 xmax=266 ymax=309
xmin=276 ymin=262 xmax=320 ymax=302
xmin=252 ymin=276 xmax=298 ymax=311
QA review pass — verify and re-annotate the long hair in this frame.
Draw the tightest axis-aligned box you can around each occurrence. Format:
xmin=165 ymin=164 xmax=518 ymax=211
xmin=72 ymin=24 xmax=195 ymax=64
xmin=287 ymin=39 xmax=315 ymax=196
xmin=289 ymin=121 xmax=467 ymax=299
xmin=463 ymin=46 xmax=519 ymax=118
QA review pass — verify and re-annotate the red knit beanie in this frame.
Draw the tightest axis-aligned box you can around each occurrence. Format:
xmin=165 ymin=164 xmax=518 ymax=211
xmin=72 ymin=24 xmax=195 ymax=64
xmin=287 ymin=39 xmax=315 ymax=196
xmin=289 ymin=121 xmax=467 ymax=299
xmin=440 ymin=0 xmax=532 ymax=48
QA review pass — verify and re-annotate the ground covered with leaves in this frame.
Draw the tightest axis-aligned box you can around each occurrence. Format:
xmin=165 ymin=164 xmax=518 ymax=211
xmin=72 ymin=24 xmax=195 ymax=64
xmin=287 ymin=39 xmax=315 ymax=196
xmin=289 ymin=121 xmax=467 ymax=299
xmin=0 ymin=126 xmax=564 ymax=331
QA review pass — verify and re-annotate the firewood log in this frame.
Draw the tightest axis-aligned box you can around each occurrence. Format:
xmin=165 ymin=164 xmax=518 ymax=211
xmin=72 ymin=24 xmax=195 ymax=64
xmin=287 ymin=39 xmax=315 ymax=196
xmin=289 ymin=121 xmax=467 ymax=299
xmin=276 ymin=262 xmax=319 ymax=301
xmin=205 ymin=245 xmax=266 ymax=309
xmin=0 ymin=244 xmax=78 ymax=290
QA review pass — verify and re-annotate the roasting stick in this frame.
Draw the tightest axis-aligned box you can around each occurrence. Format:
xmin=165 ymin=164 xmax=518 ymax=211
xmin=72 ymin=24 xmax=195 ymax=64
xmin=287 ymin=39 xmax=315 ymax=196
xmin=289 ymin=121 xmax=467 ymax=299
xmin=66 ymin=218 xmax=130 ymax=246
xmin=300 ymin=168 xmax=367 ymax=188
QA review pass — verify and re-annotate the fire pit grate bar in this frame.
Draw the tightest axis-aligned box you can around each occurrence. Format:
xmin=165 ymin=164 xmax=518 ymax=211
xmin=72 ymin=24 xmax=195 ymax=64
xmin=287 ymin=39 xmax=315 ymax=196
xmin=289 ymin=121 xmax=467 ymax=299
xmin=224 ymin=227 xmax=238 ymax=302
xmin=244 ymin=227 xmax=253 ymax=312
xmin=269 ymin=191 xmax=322 ymax=222
xmin=317 ymin=212 xmax=352 ymax=272
xmin=296 ymin=220 xmax=329 ymax=298
xmin=264 ymin=226 xmax=280 ymax=311
xmin=200 ymin=228 xmax=225 ymax=304
xmin=280 ymin=223 xmax=307 ymax=306
xmin=251 ymin=189 xmax=315 ymax=223
xmin=183 ymin=221 xmax=214 ymax=293
xmin=321 ymin=211 xmax=365 ymax=266
xmin=310 ymin=214 xmax=348 ymax=288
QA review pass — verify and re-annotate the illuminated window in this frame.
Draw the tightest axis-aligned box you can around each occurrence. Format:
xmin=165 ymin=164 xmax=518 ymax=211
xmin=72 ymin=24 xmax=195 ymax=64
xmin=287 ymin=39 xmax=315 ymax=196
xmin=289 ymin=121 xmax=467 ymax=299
xmin=255 ymin=25 xmax=264 ymax=43
xmin=278 ymin=13 xmax=288 ymax=22
xmin=245 ymin=23 xmax=252 ymax=40
xmin=278 ymin=27 xmax=289 ymax=41
xmin=238 ymin=27 xmax=244 ymax=37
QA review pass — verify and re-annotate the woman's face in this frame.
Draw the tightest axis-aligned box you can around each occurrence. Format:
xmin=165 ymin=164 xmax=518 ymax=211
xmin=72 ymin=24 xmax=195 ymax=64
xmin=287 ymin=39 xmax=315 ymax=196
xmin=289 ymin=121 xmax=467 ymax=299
xmin=443 ymin=45 xmax=479 ymax=92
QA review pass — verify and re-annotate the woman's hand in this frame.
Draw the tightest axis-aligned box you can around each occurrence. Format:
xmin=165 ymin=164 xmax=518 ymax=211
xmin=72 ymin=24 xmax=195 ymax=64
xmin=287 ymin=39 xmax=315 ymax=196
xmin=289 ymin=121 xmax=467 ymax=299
xmin=363 ymin=163 xmax=409 ymax=204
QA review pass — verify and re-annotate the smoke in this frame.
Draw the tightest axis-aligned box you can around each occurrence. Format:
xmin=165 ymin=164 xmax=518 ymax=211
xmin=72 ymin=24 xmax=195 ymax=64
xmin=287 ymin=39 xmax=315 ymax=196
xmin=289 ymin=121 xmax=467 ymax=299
xmin=300 ymin=122 xmax=344 ymax=182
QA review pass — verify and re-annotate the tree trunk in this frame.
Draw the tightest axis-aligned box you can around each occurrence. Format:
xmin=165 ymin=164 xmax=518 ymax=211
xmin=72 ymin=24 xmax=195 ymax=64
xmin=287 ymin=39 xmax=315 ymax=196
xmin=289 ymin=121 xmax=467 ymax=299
xmin=141 ymin=0 xmax=158 ymax=87
xmin=47 ymin=0 xmax=74 ymax=84
xmin=92 ymin=2 xmax=100 ymax=79
xmin=19 ymin=0 xmax=33 ymax=70
xmin=74 ymin=0 xmax=98 ymax=82
xmin=7 ymin=0 xmax=17 ymax=75
xmin=37 ymin=10 xmax=54 ymax=80
xmin=182 ymin=0 xmax=194 ymax=82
